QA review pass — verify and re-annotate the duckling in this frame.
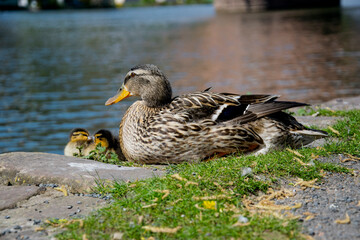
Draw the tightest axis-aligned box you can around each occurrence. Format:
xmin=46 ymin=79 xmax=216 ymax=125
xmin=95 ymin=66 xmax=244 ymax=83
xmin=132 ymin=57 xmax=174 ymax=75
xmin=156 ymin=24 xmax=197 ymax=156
xmin=87 ymin=129 xmax=125 ymax=161
xmin=64 ymin=128 xmax=94 ymax=157
xmin=105 ymin=64 xmax=328 ymax=164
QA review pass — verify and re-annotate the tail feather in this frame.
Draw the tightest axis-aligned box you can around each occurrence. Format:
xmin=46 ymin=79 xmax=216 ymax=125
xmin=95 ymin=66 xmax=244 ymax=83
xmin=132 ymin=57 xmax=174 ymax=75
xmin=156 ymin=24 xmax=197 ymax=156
xmin=290 ymin=128 xmax=329 ymax=147
xmin=291 ymin=128 xmax=329 ymax=138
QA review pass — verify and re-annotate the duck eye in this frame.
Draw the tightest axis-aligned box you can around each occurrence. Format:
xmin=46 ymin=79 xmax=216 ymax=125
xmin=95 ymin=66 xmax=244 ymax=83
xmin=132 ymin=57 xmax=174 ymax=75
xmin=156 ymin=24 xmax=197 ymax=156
xmin=130 ymin=72 xmax=136 ymax=78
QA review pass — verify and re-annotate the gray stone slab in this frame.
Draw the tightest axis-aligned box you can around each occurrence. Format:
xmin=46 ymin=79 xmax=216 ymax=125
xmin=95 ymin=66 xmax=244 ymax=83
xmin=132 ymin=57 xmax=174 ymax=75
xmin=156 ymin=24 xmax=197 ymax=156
xmin=317 ymin=96 xmax=360 ymax=111
xmin=295 ymin=116 xmax=341 ymax=129
xmin=0 ymin=186 xmax=43 ymax=211
xmin=0 ymin=188 xmax=108 ymax=240
xmin=0 ymin=152 xmax=163 ymax=193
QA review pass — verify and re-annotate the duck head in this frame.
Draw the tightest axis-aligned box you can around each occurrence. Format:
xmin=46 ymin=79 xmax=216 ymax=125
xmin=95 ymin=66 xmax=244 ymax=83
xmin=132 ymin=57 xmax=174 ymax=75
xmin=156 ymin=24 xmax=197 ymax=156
xmin=94 ymin=129 xmax=115 ymax=149
xmin=69 ymin=128 xmax=93 ymax=143
xmin=105 ymin=64 xmax=172 ymax=108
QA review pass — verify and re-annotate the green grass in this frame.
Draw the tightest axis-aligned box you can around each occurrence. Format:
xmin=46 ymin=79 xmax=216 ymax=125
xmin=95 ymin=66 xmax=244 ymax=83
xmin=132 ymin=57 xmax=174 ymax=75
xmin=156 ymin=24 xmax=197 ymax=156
xmin=81 ymin=145 xmax=142 ymax=167
xmin=56 ymin=109 xmax=360 ymax=240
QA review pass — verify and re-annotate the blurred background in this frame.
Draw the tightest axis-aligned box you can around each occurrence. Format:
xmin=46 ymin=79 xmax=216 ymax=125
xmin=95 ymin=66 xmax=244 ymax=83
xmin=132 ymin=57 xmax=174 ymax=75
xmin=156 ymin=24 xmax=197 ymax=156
xmin=1 ymin=0 xmax=360 ymax=154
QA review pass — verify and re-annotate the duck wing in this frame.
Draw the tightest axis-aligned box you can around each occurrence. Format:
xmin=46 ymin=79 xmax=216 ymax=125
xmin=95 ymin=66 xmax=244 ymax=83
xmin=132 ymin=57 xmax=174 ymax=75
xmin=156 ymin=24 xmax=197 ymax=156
xmin=228 ymin=101 xmax=308 ymax=124
xmin=167 ymin=91 xmax=278 ymax=123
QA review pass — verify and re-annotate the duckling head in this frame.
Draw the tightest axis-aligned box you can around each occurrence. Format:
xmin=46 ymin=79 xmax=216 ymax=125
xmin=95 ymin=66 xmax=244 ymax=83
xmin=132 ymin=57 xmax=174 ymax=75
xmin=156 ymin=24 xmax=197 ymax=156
xmin=105 ymin=64 xmax=172 ymax=108
xmin=94 ymin=129 xmax=115 ymax=149
xmin=69 ymin=128 xmax=92 ymax=143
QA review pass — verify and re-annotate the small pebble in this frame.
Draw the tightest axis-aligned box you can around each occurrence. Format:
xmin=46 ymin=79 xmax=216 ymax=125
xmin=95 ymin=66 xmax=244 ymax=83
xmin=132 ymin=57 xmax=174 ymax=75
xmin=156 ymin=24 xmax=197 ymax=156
xmin=1 ymin=229 xmax=11 ymax=236
xmin=237 ymin=215 xmax=249 ymax=223
xmin=5 ymin=215 xmax=10 ymax=219
xmin=102 ymin=195 xmax=110 ymax=200
xmin=329 ymin=204 xmax=339 ymax=212
xmin=13 ymin=225 xmax=22 ymax=230
xmin=77 ymin=208 xmax=81 ymax=213
xmin=43 ymin=200 xmax=49 ymax=204
xmin=33 ymin=220 xmax=41 ymax=225
xmin=308 ymin=228 xmax=315 ymax=236
xmin=77 ymin=201 xmax=82 ymax=204
xmin=153 ymin=168 xmax=158 ymax=171
xmin=67 ymin=205 xmax=73 ymax=209
xmin=241 ymin=167 xmax=252 ymax=177
xmin=112 ymin=232 xmax=124 ymax=240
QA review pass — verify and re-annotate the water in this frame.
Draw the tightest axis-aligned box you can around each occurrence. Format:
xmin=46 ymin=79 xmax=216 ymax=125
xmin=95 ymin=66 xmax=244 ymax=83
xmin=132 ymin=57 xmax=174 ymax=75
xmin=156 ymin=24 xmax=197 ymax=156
xmin=1 ymin=5 xmax=360 ymax=154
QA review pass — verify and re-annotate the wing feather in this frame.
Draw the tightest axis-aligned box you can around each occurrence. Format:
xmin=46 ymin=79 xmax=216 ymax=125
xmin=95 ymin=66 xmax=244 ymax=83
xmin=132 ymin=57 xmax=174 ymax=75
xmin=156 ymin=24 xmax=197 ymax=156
xmin=166 ymin=91 xmax=305 ymax=125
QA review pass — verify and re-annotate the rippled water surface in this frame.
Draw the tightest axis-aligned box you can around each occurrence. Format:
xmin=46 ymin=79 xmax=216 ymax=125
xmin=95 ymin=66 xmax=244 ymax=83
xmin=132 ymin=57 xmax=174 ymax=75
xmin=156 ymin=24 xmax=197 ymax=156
xmin=1 ymin=5 xmax=360 ymax=154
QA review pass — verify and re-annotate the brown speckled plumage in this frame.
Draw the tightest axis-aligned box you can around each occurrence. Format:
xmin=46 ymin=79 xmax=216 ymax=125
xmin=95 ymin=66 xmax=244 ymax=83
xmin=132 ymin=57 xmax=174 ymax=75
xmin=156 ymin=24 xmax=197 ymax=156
xmin=106 ymin=64 xmax=328 ymax=164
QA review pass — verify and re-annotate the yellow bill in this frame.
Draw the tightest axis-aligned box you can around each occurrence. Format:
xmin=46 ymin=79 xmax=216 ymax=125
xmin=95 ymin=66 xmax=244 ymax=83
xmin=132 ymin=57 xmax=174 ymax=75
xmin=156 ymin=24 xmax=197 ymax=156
xmin=105 ymin=86 xmax=131 ymax=106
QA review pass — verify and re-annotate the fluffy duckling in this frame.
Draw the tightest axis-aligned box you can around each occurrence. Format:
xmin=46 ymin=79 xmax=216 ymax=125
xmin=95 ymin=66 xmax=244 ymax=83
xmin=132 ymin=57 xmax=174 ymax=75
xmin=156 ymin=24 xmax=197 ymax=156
xmin=64 ymin=128 xmax=94 ymax=157
xmin=87 ymin=129 xmax=125 ymax=161
xmin=105 ymin=64 xmax=328 ymax=164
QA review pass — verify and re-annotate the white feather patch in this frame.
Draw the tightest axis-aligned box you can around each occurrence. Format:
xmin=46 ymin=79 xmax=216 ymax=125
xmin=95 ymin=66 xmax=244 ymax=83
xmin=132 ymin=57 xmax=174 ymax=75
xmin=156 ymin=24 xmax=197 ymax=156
xmin=211 ymin=104 xmax=229 ymax=121
xmin=131 ymin=69 xmax=150 ymax=75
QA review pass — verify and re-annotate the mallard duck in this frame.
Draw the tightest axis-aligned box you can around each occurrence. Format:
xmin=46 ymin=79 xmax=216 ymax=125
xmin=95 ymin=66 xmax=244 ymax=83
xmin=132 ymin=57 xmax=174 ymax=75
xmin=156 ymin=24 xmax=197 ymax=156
xmin=105 ymin=64 xmax=328 ymax=164
xmin=64 ymin=128 xmax=94 ymax=157
xmin=88 ymin=129 xmax=125 ymax=161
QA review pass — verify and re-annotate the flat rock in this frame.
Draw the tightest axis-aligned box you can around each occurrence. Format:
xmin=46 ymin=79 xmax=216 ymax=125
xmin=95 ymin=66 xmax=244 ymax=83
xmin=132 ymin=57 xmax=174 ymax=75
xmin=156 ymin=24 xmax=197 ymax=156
xmin=0 ymin=186 xmax=43 ymax=211
xmin=295 ymin=116 xmax=341 ymax=129
xmin=0 ymin=188 xmax=108 ymax=240
xmin=0 ymin=152 xmax=163 ymax=193
xmin=317 ymin=96 xmax=360 ymax=111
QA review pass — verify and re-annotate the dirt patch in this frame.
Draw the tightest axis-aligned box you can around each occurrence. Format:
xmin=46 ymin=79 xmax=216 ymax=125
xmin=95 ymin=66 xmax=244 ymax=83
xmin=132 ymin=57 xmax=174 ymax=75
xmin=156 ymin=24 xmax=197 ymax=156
xmin=279 ymin=156 xmax=360 ymax=240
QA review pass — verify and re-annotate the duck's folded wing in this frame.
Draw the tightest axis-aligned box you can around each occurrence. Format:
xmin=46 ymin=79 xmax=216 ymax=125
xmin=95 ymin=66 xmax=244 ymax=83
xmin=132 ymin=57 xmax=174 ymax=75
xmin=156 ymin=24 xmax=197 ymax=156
xmin=167 ymin=91 xmax=278 ymax=122
xmin=228 ymin=101 xmax=308 ymax=124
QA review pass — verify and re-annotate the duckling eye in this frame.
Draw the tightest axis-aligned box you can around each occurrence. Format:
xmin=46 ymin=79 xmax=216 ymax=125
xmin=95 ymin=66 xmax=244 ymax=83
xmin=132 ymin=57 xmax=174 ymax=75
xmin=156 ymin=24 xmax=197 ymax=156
xmin=130 ymin=72 xmax=136 ymax=78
